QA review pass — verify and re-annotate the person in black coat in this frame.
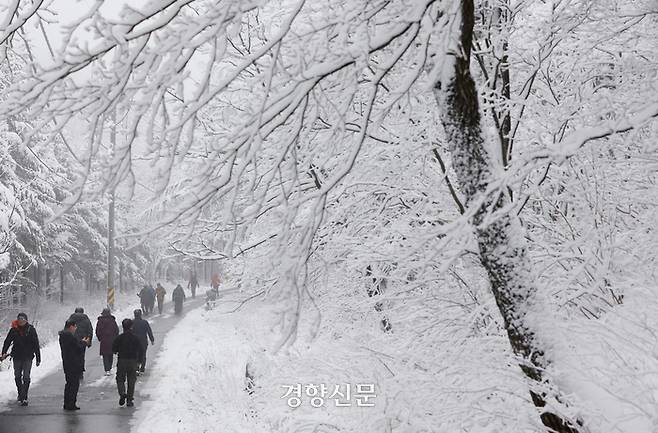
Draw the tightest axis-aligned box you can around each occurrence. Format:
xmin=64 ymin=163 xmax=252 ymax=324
xmin=59 ymin=320 xmax=91 ymax=410
xmin=147 ymin=285 xmax=156 ymax=315
xmin=67 ymin=307 xmax=93 ymax=377
xmin=112 ymin=318 xmax=144 ymax=407
xmin=172 ymin=284 xmax=186 ymax=315
xmin=132 ymin=309 xmax=154 ymax=373
xmin=138 ymin=285 xmax=156 ymax=315
xmin=1 ymin=312 xmax=41 ymax=406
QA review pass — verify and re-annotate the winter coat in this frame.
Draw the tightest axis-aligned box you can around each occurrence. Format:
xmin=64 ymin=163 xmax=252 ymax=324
xmin=132 ymin=318 xmax=154 ymax=348
xmin=140 ymin=286 xmax=155 ymax=302
xmin=172 ymin=286 xmax=186 ymax=303
xmin=59 ymin=330 xmax=86 ymax=373
xmin=155 ymin=285 xmax=166 ymax=300
xmin=95 ymin=315 xmax=119 ymax=356
xmin=112 ymin=330 xmax=144 ymax=361
xmin=68 ymin=312 xmax=93 ymax=346
xmin=2 ymin=321 xmax=41 ymax=363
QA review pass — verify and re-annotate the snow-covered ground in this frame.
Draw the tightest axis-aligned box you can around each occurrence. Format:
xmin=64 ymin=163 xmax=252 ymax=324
xmin=131 ymin=288 xmax=270 ymax=433
xmin=551 ymin=285 xmax=658 ymax=433
xmin=129 ymin=276 xmax=658 ymax=433
xmin=130 ymin=282 xmax=525 ymax=433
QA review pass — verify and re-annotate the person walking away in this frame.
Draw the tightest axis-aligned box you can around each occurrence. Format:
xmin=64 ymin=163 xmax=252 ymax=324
xmin=95 ymin=308 xmax=119 ymax=375
xmin=59 ymin=320 xmax=90 ymax=410
xmin=132 ymin=309 xmax=154 ymax=374
xmin=155 ymin=283 xmax=167 ymax=314
xmin=172 ymin=284 xmax=186 ymax=315
xmin=211 ymin=273 xmax=220 ymax=291
xmin=138 ymin=285 xmax=150 ymax=314
xmin=67 ymin=307 xmax=93 ymax=379
xmin=188 ymin=272 xmax=199 ymax=298
xmin=147 ymin=285 xmax=156 ymax=314
xmin=112 ymin=318 xmax=143 ymax=407
xmin=0 ymin=313 xmax=41 ymax=406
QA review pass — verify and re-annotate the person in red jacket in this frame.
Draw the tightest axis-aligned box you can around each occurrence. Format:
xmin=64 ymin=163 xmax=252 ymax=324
xmin=95 ymin=308 xmax=119 ymax=375
xmin=1 ymin=312 xmax=41 ymax=406
xmin=211 ymin=273 xmax=221 ymax=291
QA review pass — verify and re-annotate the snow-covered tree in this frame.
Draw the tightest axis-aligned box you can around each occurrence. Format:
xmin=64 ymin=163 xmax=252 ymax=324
xmin=1 ymin=0 xmax=657 ymax=430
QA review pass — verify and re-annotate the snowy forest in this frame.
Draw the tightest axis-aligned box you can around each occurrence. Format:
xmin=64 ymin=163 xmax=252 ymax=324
xmin=0 ymin=0 xmax=657 ymax=432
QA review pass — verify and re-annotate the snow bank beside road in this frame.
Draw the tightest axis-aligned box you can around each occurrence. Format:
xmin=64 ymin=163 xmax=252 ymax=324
xmin=131 ymin=295 xmax=270 ymax=433
xmin=129 ymin=286 xmax=532 ymax=433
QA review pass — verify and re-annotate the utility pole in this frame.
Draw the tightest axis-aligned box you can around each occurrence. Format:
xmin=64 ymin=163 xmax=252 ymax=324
xmin=107 ymin=110 xmax=117 ymax=309
xmin=60 ymin=266 xmax=64 ymax=304
xmin=108 ymin=192 xmax=115 ymax=308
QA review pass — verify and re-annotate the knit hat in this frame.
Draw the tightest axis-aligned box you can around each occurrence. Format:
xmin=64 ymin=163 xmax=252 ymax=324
xmin=17 ymin=312 xmax=27 ymax=321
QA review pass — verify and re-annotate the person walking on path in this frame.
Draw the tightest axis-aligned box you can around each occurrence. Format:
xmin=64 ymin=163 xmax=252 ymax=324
xmin=147 ymin=285 xmax=156 ymax=314
xmin=59 ymin=320 xmax=90 ymax=411
xmin=1 ymin=312 xmax=41 ymax=406
xmin=188 ymin=272 xmax=199 ymax=298
xmin=138 ymin=285 xmax=148 ymax=314
xmin=172 ymin=284 xmax=186 ymax=315
xmin=155 ymin=283 xmax=167 ymax=314
xmin=132 ymin=309 xmax=154 ymax=374
xmin=112 ymin=318 xmax=143 ymax=407
xmin=211 ymin=273 xmax=221 ymax=291
xmin=138 ymin=285 xmax=156 ymax=315
xmin=95 ymin=308 xmax=119 ymax=375
xmin=67 ymin=307 xmax=93 ymax=378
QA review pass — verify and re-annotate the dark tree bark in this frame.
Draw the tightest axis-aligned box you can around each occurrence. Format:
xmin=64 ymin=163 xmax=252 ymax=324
xmin=432 ymin=2 xmax=583 ymax=432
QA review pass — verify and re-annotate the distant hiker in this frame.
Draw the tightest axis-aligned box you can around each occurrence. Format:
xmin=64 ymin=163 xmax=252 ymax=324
xmin=138 ymin=285 xmax=149 ymax=314
xmin=59 ymin=319 xmax=91 ymax=410
xmin=172 ymin=284 xmax=186 ymax=315
xmin=205 ymin=288 xmax=218 ymax=310
xmin=155 ymin=283 xmax=167 ymax=314
xmin=67 ymin=307 xmax=93 ymax=378
xmin=211 ymin=273 xmax=221 ymax=291
xmin=188 ymin=272 xmax=199 ymax=298
xmin=112 ymin=318 xmax=143 ymax=407
xmin=132 ymin=309 xmax=154 ymax=374
xmin=139 ymin=285 xmax=156 ymax=315
xmin=1 ymin=313 xmax=41 ymax=406
xmin=95 ymin=308 xmax=119 ymax=375
xmin=147 ymin=285 xmax=156 ymax=314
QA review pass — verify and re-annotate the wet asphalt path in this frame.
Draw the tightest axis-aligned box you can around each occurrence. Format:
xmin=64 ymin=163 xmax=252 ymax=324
xmin=0 ymin=296 xmax=205 ymax=433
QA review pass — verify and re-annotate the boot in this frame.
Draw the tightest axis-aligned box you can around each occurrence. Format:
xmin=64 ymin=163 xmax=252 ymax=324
xmin=21 ymin=381 xmax=30 ymax=402
xmin=15 ymin=378 xmax=22 ymax=401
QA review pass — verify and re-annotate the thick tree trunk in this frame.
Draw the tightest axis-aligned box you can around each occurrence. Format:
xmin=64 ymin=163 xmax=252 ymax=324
xmin=432 ymin=2 xmax=582 ymax=432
